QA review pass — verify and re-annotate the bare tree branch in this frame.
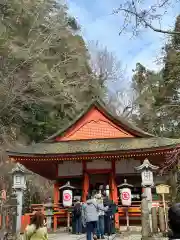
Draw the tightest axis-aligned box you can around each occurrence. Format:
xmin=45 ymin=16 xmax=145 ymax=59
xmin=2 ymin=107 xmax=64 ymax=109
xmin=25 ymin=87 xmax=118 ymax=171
xmin=113 ymin=0 xmax=180 ymax=36
xmin=117 ymin=8 xmax=180 ymax=35
xmin=88 ymin=40 xmax=124 ymax=84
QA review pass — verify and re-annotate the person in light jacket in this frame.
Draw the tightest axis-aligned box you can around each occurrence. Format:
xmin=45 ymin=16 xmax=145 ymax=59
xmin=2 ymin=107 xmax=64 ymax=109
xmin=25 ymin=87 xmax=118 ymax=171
xmin=168 ymin=203 xmax=180 ymax=240
xmin=24 ymin=211 xmax=48 ymax=240
xmin=82 ymin=194 xmax=108 ymax=240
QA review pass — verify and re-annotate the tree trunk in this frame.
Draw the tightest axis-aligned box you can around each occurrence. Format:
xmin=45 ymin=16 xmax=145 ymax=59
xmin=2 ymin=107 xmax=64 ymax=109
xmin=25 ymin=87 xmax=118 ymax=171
xmin=169 ymin=166 xmax=177 ymax=203
xmin=152 ymin=207 xmax=158 ymax=234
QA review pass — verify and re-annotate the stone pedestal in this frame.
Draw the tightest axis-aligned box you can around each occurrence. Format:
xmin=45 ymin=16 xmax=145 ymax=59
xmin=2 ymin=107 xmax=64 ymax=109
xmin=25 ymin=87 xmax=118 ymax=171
xmin=16 ymin=190 xmax=23 ymax=232
xmin=44 ymin=200 xmax=53 ymax=231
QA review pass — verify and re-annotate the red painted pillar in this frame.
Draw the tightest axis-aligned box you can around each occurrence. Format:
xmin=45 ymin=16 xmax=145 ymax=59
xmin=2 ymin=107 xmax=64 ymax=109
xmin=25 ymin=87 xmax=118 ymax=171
xmin=82 ymin=162 xmax=89 ymax=202
xmin=53 ymin=182 xmax=59 ymax=232
xmin=54 ymin=182 xmax=59 ymax=205
xmin=110 ymin=160 xmax=119 ymax=229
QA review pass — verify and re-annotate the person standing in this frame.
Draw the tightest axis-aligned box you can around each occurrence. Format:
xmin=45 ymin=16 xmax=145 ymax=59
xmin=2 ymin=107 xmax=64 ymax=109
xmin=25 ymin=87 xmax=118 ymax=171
xmin=103 ymin=195 xmax=114 ymax=236
xmin=24 ymin=211 xmax=48 ymax=240
xmin=96 ymin=194 xmax=105 ymax=239
xmin=82 ymin=194 xmax=108 ymax=240
xmin=73 ymin=199 xmax=82 ymax=234
xmin=168 ymin=203 xmax=180 ymax=239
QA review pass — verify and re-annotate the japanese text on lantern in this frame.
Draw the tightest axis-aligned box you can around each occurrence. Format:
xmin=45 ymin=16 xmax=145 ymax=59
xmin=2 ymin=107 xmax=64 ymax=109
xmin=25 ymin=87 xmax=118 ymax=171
xmin=141 ymin=170 xmax=153 ymax=186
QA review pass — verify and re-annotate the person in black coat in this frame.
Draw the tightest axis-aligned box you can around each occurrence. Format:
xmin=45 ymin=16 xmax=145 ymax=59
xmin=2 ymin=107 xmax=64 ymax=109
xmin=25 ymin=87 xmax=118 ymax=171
xmin=103 ymin=196 xmax=113 ymax=236
xmin=72 ymin=199 xmax=82 ymax=234
xmin=168 ymin=203 xmax=180 ymax=239
xmin=103 ymin=194 xmax=118 ymax=236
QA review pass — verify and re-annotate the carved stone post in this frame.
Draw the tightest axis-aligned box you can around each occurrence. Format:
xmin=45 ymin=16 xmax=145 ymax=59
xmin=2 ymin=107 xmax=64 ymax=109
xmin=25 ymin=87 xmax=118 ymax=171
xmin=158 ymin=207 xmax=166 ymax=233
xmin=141 ymin=193 xmax=151 ymax=239
xmin=0 ymin=197 xmax=6 ymax=231
xmin=0 ymin=198 xmax=7 ymax=239
xmin=8 ymin=191 xmax=18 ymax=235
xmin=152 ymin=207 xmax=158 ymax=234
xmin=44 ymin=197 xmax=53 ymax=232
xmin=135 ymin=159 xmax=159 ymax=234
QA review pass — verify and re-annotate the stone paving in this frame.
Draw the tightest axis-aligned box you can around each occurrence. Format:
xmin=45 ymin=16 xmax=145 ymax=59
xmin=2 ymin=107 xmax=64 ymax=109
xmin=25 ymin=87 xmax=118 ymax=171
xmin=48 ymin=231 xmax=168 ymax=240
xmin=47 ymin=226 xmax=168 ymax=240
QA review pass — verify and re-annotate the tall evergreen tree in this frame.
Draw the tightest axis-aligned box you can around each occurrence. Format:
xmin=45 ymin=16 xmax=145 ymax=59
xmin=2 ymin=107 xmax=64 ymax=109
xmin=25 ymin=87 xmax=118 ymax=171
xmin=131 ymin=16 xmax=180 ymax=138
xmin=131 ymin=63 xmax=163 ymax=134
xmin=0 ymin=0 xmax=110 ymax=204
xmin=155 ymin=15 xmax=180 ymax=137
xmin=131 ymin=16 xmax=180 ymax=202
xmin=0 ymin=0 xmax=107 ymax=143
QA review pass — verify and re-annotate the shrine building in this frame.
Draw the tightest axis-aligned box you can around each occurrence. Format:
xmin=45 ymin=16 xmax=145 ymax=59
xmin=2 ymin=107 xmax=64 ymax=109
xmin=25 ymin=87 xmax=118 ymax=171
xmin=6 ymin=100 xmax=180 ymax=229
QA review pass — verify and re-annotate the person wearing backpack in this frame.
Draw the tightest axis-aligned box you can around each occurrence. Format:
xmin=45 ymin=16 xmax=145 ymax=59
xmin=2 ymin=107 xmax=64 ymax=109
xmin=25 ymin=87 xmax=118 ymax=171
xmin=24 ymin=211 xmax=48 ymax=240
xmin=82 ymin=194 xmax=109 ymax=240
xmin=103 ymin=196 xmax=114 ymax=236
xmin=73 ymin=198 xmax=82 ymax=234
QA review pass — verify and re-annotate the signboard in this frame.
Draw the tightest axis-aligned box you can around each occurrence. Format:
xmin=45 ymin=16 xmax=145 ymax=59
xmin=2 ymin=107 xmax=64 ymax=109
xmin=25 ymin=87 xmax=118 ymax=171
xmin=155 ymin=184 xmax=170 ymax=231
xmin=141 ymin=170 xmax=153 ymax=186
xmin=120 ymin=188 xmax=131 ymax=206
xmin=86 ymin=160 xmax=111 ymax=170
xmin=116 ymin=159 xmax=141 ymax=174
xmin=63 ymin=190 xmax=73 ymax=207
xmin=58 ymin=161 xmax=82 ymax=177
xmin=156 ymin=184 xmax=170 ymax=194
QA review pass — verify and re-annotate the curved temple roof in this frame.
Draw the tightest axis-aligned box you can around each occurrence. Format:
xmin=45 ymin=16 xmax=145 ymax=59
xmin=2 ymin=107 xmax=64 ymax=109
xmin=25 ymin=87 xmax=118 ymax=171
xmin=45 ymin=99 xmax=154 ymax=141
xmin=7 ymin=137 xmax=180 ymax=156
xmin=6 ymin=99 xmax=180 ymax=157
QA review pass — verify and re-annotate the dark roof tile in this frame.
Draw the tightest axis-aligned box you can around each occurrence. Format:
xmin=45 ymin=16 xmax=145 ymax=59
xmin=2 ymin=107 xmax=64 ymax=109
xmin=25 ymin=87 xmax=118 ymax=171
xmin=7 ymin=137 xmax=180 ymax=156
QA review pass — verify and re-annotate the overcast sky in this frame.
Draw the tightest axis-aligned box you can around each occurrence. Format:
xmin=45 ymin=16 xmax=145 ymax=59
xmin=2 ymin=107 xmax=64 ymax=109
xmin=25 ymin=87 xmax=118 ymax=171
xmin=66 ymin=0 xmax=179 ymax=92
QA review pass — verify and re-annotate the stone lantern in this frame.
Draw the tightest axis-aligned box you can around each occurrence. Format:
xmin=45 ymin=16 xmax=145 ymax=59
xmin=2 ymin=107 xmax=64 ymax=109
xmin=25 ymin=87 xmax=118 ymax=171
xmin=44 ymin=197 xmax=53 ymax=231
xmin=135 ymin=158 xmax=159 ymax=232
xmin=10 ymin=163 xmax=30 ymax=232
xmin=135 ymin=158 xmax=159 ymax=201
xmin=11 ymin=163 xmax=27 ymax=190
